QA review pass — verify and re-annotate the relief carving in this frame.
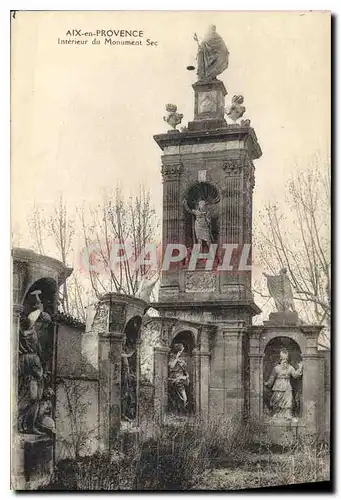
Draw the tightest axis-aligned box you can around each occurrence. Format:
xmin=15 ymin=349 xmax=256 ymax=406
xmin=185 ymin=271 xmax=216 ymax=292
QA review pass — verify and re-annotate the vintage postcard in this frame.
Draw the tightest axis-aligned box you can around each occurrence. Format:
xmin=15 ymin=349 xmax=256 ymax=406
xmin=11 ymin=10 xmax=331 ymax=491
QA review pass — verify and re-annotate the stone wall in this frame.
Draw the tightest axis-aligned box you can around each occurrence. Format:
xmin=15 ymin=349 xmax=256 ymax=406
xmin=55 ymin=378 xmax=99 ymax=461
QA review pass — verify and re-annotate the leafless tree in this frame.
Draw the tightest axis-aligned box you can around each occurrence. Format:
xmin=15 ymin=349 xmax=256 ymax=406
xmin=27 ymin=203 xmax=46 ymax=255
xmin=27 ymin=196 xmax=75 ymax=314
xmin=253 ymin=158 xmax=330 ymax=348
xmin=79 ymin=185 xmax=160 ymax=299
xmin=56 ymin=377 xmax=97 ymax=460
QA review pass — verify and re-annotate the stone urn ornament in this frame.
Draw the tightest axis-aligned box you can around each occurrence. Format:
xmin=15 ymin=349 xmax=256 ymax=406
xmin=225 ymin=95 xmax=246 ymax=123
xmin=163 ymin=103 xmax=183 ymax=131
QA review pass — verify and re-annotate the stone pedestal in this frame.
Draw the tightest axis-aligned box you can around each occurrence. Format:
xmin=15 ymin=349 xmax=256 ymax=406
xmin=266 ymin=311 xmax=299 ymax=326
xmin=96 ymin=293 xmax=147 ymax=452
xmin=188 ymin=79 xmax=227 ymax=131
xmin=264 ymin=420 xmax=299 ymax=447
xmin=98 ymin=333 xmax=124 ymax=451
xmin=12 ymin=435 xmax=53 ymax=490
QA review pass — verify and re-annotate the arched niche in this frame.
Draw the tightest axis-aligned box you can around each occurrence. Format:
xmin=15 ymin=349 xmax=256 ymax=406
xmin=263 ymin=336 xmax=302 ymax=419
xmin=184 ymin=181 xmax=220 ymax=251
xmin=121 ymin=316 xmax=142 ymax=422
xmin=168 ymin=330 xmax=195 ymax=416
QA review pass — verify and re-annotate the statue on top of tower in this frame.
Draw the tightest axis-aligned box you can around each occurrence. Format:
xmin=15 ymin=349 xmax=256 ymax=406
xmin=193 ymin=25 xmax=229 ymax=82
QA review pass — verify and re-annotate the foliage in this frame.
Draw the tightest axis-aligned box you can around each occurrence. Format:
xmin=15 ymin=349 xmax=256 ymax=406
xmin=254 ymin=159 xmax=330 ymax=348
xmin=56 ymin=378 xmax=97 ymax=461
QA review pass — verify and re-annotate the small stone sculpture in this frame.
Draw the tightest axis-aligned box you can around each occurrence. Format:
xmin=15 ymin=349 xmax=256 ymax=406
xmin=263 ymin=268 xmax=296 ymax=313
xmin=136 ymin=272 xmax=159 ymax=303
xmin=241 ymin=118 xmax=251 ymax=127
xmin=163 ymin=104 xmax=183 ymax=130
xmin=225 ymin=95 xmax=246 ymax=123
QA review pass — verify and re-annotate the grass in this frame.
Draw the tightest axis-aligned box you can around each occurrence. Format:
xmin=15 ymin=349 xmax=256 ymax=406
xmin=43 ymin=416 xmax=330 ymax=491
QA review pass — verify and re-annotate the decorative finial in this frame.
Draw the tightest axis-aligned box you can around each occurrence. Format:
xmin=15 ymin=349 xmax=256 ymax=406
xmin=163 ymin=104 xmax=183 ymax=131
xmin=225 ymin=95 xmax=246 ymax=124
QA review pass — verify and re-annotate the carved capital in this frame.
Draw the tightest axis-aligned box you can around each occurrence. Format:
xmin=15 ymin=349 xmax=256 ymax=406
xmin=161 ymin=163 xmax=183 ymax=178
xmin=222 ymin=158 xmax=244 ymax=175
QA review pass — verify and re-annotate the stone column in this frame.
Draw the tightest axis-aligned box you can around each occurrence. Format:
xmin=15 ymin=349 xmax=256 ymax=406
xmin=154 ymin=346 xmax=170 ymax=425
xmin=249 ymin=354 xmax=264 ymax=421
xmin=301 ymin=326 xmax=325 ymax=434
xmin=159 ymin=163 xmax=183 ymax=297
xmin=248 ymin=326 xmax=264 ymax=422
xmin=12 ymin=304 xmax=24 ymax=490
xmin=220 ymin=163 xmax=242 ymax=296
xmin=222 ymin=322 xmax=246 ymax=418
xmin=193 ymin=349 xmax=210 ymax=420
xmin=98 ymin=333 xmax=124 ymax=452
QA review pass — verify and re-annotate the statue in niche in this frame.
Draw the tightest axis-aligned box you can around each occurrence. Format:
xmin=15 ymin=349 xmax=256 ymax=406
xmin=193 ymin=25 xmax=229 ymax=82
xmin=183 ymin=198 xmax=213 ymax=251
xmin=168 ymin=343 xmax=189 ymax=413
xmin=263 ymin=268 xmax=296 ymax=313
xmin=121 ymin=338 xmax=137 ymax=422
xmin=264 ymin=348 xmax=303 ymax=421
xmin=18 ymin=291 xmax=54 ymax=435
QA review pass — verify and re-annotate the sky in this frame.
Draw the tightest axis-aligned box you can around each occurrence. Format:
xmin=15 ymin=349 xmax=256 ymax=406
xmin=11 ymin=10 xmax=330 ymax=273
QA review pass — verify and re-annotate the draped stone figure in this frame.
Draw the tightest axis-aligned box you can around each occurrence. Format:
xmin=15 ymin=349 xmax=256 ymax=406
xmin=265 ymin=349 xmax=303 ymax=421
xmin=183 ymin=198 xmax=213 ymax=249
xmin=121 ymin=342 xmax=137 ymax=421
xmin=263 ymin=268 xmax=296 ymax=313
xmin=136 ymin=272 xmax=159 ymax=303
xmin=168 ymin=343 xmax=189 ymax=412
xmin=18 ymin=306 xmax=52 ymax=434
xmin=194 ymin=25 xmax=229 ymax=81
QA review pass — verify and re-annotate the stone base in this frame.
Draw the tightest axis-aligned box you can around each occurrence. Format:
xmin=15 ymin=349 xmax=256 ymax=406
xmin=12 ymin=434 xmax=53 ymax=490
xmin=187 ymin=118 xmax=227 ymax=131
xmin=266 ymin=311 xmax=299 ymax=326
xmin=119 ymin=426 xmax=140 ymax=455
xmin=264 ymin=419 xmax=299 ymax=446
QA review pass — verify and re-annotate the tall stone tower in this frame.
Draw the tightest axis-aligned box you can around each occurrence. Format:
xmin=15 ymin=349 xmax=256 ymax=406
xmin=152 ymin=27 xmax=263 ymax=419
xmin=154 ymin=35 xmax=262 ymax=326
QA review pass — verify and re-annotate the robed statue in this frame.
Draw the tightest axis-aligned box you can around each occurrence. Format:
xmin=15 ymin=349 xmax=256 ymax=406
xmin=263 ymin=268 xmax=296 ymax=313
xmin=168 ymin=343 xmax=189 ymax=413
xmin=183 ymin=198 xmax=213 ymax=250
xmin=265 ymin=348 xmax=303 ymax=421
xmin=121 ymin=339 xmax=137 ymax=421
xmin=18 ymin=293 xmax=54 ymax=435
xmin=194 ymin=25 xmax=229 ymax=81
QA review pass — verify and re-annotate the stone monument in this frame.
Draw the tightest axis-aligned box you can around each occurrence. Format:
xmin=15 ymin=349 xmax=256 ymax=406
xmin=248 ymin=270 xmax=327 ymax=445
xmin=12 ymin=248 xmax=72 ymax=490
xmin=152 ymin=26 xmax=262 ymax=423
